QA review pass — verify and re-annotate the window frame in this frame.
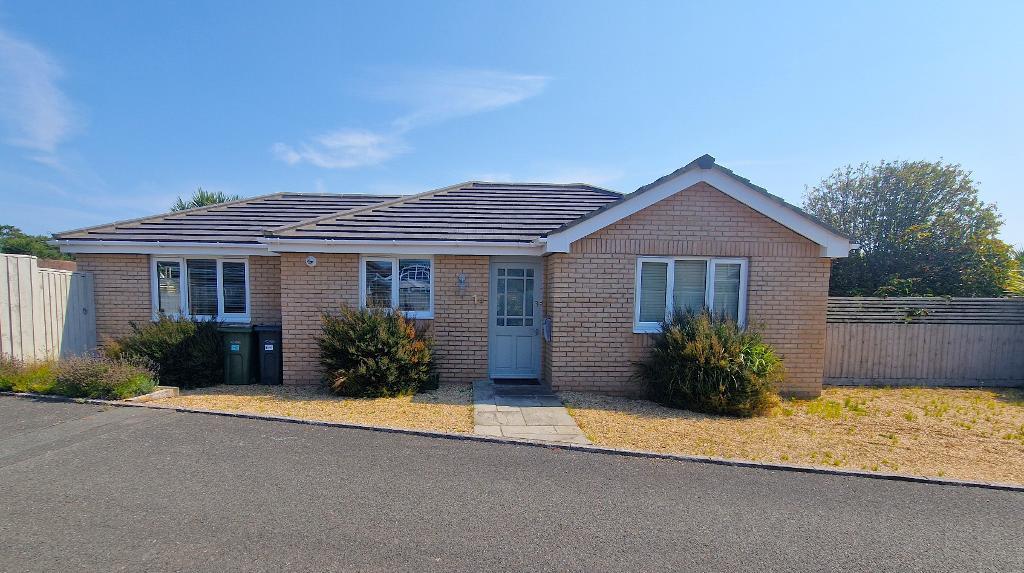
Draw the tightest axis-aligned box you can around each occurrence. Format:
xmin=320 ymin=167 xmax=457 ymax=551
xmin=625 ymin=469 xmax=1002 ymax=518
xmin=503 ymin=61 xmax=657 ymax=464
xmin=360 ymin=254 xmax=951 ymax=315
xmin=149 ymin=256 xmax=251 ymax=323
xmin=358 ymin=255 xmax=435 ymax=319
xmin=633 ymin=256 xmax=748 ymax=333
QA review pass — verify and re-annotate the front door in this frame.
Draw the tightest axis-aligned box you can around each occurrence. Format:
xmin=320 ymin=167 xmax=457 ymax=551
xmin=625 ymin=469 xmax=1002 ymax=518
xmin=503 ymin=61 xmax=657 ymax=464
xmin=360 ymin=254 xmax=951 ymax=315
xmin=488 ymin=261 xmax=542 ymax=379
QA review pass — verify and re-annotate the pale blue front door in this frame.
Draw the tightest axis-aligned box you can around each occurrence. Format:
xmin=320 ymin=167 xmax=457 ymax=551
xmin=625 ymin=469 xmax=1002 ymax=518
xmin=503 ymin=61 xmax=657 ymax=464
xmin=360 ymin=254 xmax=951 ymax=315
xmin=488 ymin=261 xmax=542 ymax=379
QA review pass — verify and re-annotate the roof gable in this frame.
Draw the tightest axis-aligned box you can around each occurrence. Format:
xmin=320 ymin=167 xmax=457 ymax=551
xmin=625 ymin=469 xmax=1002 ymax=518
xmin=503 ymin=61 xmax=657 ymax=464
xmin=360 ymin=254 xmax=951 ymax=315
xmin=543 ymin=155 xmax=854 ymax=257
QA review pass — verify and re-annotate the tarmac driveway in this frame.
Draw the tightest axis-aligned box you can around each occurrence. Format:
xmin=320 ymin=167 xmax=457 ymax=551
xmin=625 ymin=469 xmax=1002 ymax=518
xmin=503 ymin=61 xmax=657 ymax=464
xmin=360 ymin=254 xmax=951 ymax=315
xmin=1 ymin=396 xmax=1022 ymax=572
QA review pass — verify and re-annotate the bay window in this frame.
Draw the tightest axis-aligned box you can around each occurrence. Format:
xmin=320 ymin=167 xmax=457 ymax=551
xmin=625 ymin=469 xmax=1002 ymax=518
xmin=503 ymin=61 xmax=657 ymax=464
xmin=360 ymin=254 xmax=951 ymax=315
xmin=359 ymin=256 xmax=433 ymax=318
xmin=151 ymin=257 xmax=250 ymax=322
xmin=634 ymin=257 xmax=747 ymax=332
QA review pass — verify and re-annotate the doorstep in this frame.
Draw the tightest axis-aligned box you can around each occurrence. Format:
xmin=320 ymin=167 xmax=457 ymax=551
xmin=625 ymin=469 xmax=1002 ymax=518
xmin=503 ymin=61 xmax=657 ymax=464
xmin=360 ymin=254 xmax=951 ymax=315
xmin=473 ymin=380 xmax=590 ymax=445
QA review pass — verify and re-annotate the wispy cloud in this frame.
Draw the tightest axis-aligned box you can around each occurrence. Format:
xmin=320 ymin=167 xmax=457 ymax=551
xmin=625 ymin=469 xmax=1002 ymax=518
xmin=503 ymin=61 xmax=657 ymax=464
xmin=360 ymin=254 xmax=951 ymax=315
xmin=272 ymin=129 xmax=407 ymax=169
xmin=466 ymin=165 xmax=624 ymax=187
xmin=273 ymin=69 xmax=548 ymax=169
xmin=0 ymin=27 xmax=75 ymax=158
xmin=383 ymin=69 xmax=548 ymax=132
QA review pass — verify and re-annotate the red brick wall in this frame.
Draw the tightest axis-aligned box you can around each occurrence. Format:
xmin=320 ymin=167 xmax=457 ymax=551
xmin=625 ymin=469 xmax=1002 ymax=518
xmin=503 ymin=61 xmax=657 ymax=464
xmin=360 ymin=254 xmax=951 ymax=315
xmin=543 ymin=182 xmax=831 ymax=397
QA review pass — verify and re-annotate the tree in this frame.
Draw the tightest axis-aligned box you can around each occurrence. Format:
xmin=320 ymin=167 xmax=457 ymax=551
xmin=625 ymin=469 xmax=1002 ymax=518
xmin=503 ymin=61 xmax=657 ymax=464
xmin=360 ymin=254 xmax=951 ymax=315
xmin=171 ymin=187 xmax=241 ymax=211
xmin=1007 ymin=247 xmax=1024 ymax=297
xmin=803 ymin=160 xmax=1015 ymax=297
xmin=0 ymin=225 xmax=72 ymax=260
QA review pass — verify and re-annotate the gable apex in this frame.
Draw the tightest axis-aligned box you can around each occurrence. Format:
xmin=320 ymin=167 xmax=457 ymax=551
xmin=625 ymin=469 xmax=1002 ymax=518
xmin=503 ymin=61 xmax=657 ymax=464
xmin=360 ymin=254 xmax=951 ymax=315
xmin=542 ymin=155 xmax=855 ymax=258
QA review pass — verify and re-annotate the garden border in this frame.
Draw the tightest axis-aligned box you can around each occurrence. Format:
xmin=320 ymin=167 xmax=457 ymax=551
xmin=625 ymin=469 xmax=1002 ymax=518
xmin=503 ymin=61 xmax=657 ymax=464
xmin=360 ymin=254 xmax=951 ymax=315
xmin=2 ymin=390 xmax=1022 ymax=493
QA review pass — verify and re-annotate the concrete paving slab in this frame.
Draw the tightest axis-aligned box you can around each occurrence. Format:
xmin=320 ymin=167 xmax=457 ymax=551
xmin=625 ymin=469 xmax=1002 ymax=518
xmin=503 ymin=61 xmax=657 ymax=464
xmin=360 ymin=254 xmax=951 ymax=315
xmin=496 ymin=411 xmax=527 ymax=426
xmin=472 ymin=380 xmax=590 ymax=445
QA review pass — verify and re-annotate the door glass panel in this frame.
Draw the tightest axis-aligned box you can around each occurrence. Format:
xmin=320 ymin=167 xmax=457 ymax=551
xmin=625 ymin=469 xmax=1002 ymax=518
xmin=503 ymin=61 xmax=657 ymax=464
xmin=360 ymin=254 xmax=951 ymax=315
xmin=495 ymin=266 xmax=537 ymax=327
xmin=713 ymin=263 xmax=742 ymax=321
xmin=222 ymin=262 xmax=247 ymax=314
xmin=156 ymin=261 xmax=181 ymax=315
xmin=506 ymin=278 xmax=524 ymax=316
xmin=524 ymin=278 xmax=534 ymax=317
xmin=187 ymin=259 xmax=218 ymax=316
xmin=365 ymin=260 xmax=393 ymax=309
xmin=673 ymin=260 xmax=707 ymax=314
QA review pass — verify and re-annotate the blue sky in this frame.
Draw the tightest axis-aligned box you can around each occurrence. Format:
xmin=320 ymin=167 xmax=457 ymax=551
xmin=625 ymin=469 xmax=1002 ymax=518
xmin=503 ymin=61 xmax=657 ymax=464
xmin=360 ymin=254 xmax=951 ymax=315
xmin=0 ymin=1 xmax=1022 ymax=245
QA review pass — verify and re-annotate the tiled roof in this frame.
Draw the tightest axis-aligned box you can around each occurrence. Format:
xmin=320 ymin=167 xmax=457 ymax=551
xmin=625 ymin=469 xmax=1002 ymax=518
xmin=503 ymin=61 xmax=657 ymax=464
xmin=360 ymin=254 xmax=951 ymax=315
xmin=269 ymin=182 xmax=622 ymax=244
xmin=54 ymin=193 xmax=399 ymax=245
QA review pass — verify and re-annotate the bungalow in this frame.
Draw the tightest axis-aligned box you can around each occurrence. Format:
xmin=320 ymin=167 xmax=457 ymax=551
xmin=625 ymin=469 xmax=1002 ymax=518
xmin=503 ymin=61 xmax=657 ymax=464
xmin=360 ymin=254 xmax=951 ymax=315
xmin=53 ymin=155 xmax=853 ymax=396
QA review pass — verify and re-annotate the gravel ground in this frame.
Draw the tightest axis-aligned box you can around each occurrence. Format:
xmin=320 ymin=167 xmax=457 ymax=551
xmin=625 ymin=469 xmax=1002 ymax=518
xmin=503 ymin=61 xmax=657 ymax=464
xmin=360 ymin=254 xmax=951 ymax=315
xmin=154 ymin=383 xmax=474 ymax=433
xmin=562 ymin=386 xmax=1024 ymax=484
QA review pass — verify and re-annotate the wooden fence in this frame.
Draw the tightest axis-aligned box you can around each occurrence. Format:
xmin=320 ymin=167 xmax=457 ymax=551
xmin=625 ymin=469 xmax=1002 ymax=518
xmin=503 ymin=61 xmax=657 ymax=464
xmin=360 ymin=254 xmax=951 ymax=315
xmin=825 ymin=297 xmax=1024 ymax=387
xmin=0 ymin=254 xmax=96 ymax=361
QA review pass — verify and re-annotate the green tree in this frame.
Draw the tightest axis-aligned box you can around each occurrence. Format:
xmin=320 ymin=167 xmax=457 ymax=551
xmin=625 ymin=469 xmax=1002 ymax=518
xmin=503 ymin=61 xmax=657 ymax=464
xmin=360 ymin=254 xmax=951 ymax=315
xmin=803 ymin=160 xmax=1015 ymax=297
xmin=0 ymin=225 xmax=72 ymax=260
xmin=171 ymin=187 xmax=241 ymax=211
xmin=1007 ymin=247 xmax=1024 ymax=296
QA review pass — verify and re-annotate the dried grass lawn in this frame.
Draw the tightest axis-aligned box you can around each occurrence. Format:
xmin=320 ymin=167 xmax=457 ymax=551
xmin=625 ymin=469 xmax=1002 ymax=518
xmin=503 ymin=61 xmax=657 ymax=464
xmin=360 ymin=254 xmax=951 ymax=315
xmin=562 ymin=387 xmax=1024 ymax=485
xmin=154 ymin=383 xmax=474 ymax=434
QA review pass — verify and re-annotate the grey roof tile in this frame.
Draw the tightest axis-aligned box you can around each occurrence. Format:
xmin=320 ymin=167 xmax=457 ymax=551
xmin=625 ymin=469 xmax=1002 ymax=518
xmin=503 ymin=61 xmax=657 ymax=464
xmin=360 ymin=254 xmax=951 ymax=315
xmin=269 ymin=182 xmax=622 ymax=244
xmin=55 ymin=193 xmax=399 ymax=245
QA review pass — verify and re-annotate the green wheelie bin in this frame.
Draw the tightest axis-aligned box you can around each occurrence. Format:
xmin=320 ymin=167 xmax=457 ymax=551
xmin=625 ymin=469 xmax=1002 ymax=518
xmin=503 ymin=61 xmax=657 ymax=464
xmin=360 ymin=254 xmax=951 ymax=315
xmin=220 ymin=325 xmax=254 ymax=385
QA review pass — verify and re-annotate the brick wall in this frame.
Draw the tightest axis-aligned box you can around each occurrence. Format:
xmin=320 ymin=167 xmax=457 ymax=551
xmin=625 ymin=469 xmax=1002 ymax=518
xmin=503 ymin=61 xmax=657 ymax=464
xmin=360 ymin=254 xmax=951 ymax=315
xmin=78 ymin=253 xmax=285 ymax=344
xmin=433 ymin=255 xmax=489 ymax=383
xmin=74 ymin=253 xmax=151 ymax=342
xmin=544 ymin=182 xmax=831 ymax=397
xmin=279 ymin=253 xmax=359 ymax=384
xmin=279 ymin=253 xmax=489 ymax=385
xmin=250 ymin=256 xmax=282 ymax=324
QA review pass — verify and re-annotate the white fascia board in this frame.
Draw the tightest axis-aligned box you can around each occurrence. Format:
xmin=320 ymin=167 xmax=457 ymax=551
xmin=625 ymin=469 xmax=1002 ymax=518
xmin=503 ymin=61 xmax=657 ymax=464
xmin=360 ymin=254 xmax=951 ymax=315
xmin=54 ymin=240 xmax=274 ymax=257
xmin=543 ymin=168 xmax=854 ymax=258
xmin=260 ymin=238 xmax=545 ymax=256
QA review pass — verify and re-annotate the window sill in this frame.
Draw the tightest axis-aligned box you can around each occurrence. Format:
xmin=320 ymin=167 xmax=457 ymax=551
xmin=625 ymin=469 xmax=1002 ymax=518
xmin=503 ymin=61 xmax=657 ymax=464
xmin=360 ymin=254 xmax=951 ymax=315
xmin=633 ymin=324 xmax=662 ymax=334
xmin=152 ymin=315 xmax=251 ymax=323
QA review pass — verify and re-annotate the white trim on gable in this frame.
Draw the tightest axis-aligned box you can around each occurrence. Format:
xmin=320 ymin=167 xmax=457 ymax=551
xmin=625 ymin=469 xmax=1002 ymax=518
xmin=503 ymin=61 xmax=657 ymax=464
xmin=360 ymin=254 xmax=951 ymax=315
xmin=543 ymin=168 xmax=854 ymax=258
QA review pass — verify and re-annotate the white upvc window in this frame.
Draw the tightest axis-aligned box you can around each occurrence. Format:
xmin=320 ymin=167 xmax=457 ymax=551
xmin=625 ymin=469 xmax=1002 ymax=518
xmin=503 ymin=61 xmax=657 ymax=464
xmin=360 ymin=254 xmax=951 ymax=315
xmin=358 ymin=255 xmax=434 ymax=319
xmin=634 ymin=256 xmax=748 ymax=333
xmin=150 ymin=257 xmax=250 ymax=322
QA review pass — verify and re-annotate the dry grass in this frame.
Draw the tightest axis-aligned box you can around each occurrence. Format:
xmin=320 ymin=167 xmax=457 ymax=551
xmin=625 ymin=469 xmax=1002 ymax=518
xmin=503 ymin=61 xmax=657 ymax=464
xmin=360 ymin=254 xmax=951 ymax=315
xmin=562 ymin=387 xmax=1024 ymax=485
xmin=154 ymin=383 xmax=474 ymax=434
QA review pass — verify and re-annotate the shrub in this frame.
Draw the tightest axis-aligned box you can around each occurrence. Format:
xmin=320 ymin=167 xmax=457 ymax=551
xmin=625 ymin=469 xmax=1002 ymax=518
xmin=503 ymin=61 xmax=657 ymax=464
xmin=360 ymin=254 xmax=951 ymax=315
xmin=107 ymin=316 xmax=223 ymax=389
xmin=0 ymin=354 xmax=155 ymax=399
xmin=52 ymin=355 xmax=156 ymax=399
xmin=0 ymin=356 xmax=57 ymax=393
xmin=318 ymin=306 xmax=437 ymax=397
xmin=633 ymin=310 xmax=783 ymax=417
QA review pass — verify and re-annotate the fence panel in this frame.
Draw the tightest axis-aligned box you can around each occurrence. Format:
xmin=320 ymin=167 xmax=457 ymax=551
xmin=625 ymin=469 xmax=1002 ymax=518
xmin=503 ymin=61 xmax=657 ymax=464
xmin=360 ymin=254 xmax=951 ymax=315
xmin=0 ymin=254 xmax=96 ymax=361
xmin=825 ymin=297 xmax=1024 ymax=387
